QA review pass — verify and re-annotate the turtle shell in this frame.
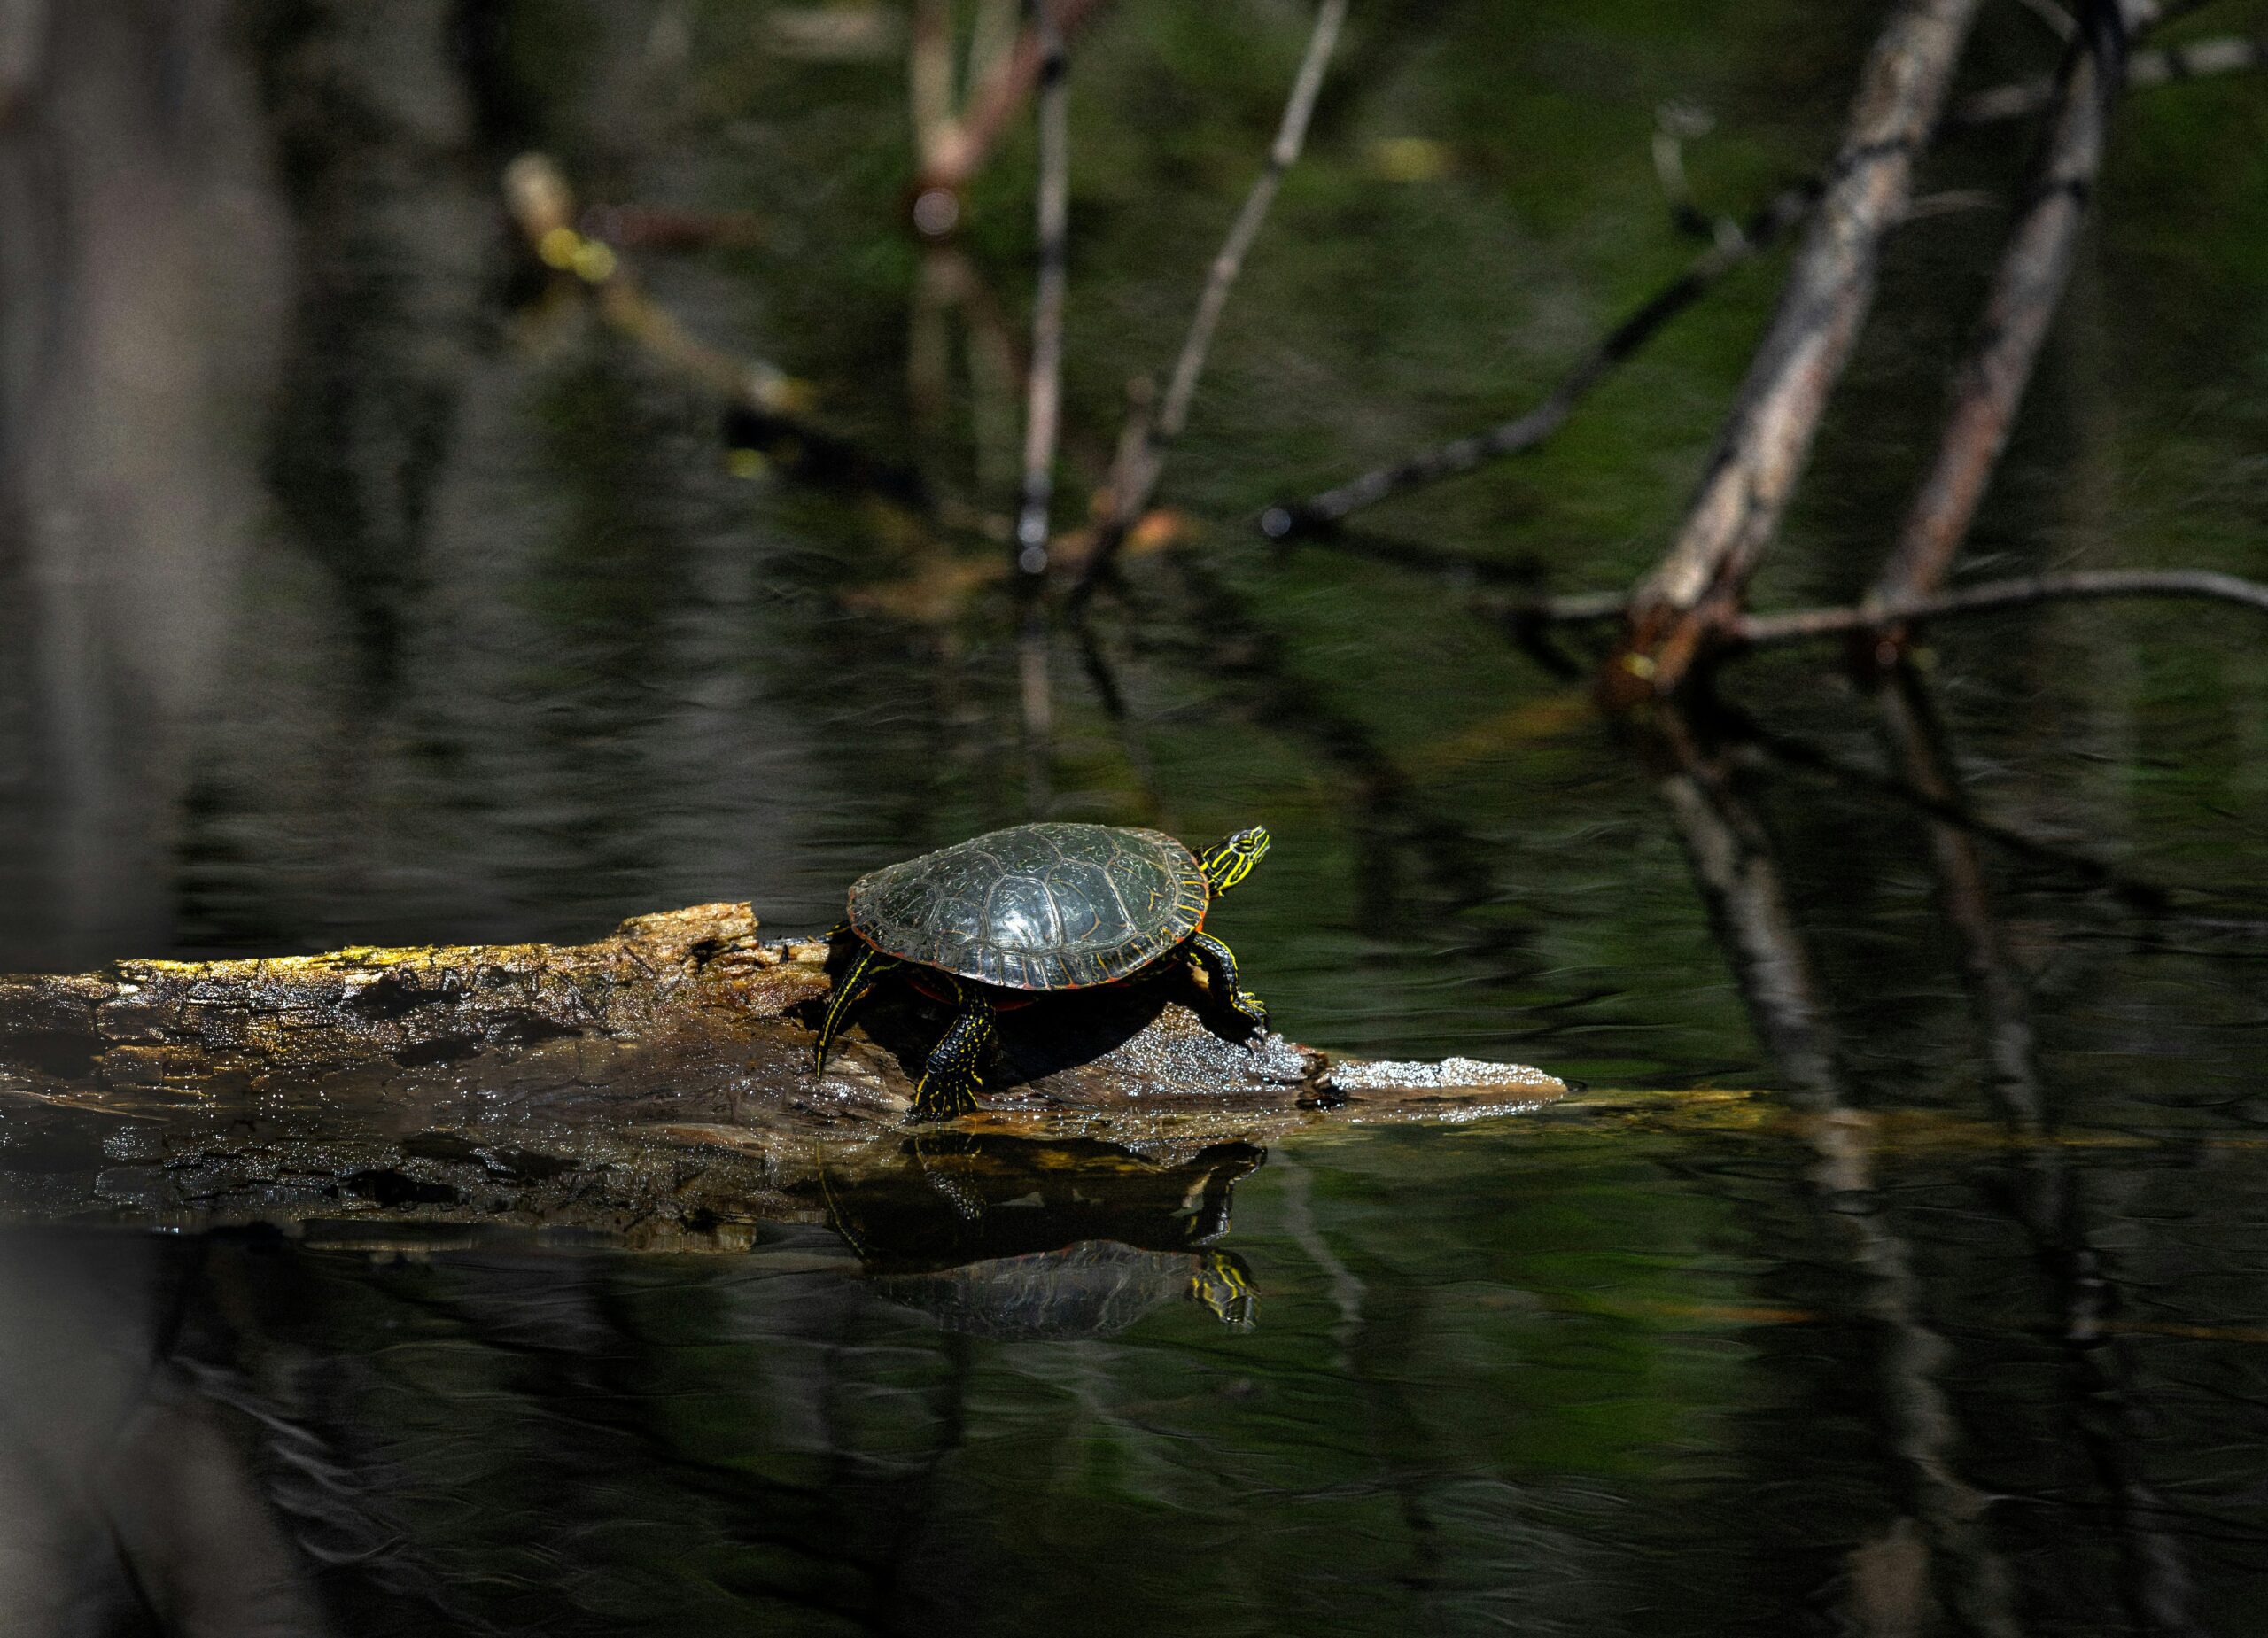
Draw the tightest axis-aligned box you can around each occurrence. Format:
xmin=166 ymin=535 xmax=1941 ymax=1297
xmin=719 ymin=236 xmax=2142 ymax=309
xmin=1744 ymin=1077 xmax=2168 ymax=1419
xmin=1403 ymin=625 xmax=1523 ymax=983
xmin=847 ymin=822 xmax=1209 ymax=990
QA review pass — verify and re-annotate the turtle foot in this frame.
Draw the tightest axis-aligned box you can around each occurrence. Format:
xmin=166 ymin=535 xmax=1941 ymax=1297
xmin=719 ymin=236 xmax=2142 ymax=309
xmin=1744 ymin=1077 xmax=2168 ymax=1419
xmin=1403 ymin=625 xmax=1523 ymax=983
xmin=906 ymin=1073 xmax=983 ymax=1123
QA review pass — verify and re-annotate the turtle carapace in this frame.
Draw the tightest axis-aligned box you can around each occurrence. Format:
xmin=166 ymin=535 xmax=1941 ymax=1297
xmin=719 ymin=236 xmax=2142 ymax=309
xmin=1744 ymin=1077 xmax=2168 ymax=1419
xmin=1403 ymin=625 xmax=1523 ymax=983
xmin=812 ymin=822 xmax=1270 ymax=1120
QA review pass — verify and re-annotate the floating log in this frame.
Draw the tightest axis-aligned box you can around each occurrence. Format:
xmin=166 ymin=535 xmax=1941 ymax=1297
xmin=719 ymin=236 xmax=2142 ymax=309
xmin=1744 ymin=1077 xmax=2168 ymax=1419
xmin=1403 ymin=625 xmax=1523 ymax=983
xmin=0 ymin=904 xmax=1566 ymax=1246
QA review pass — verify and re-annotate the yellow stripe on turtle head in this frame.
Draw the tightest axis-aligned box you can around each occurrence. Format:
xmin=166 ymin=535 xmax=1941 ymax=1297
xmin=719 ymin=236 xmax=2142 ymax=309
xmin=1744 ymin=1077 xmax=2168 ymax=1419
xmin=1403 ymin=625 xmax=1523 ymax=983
xmin=1198 ymin=825 xmax=1270 ymax=895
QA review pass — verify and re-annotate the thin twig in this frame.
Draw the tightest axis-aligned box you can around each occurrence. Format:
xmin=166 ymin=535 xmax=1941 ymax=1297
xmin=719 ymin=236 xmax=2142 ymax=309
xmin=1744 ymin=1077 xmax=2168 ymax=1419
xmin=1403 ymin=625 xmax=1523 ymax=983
xmin=1651 ymin=101 xmax=1725 ymax=242
xmin=1153 ymin=0 xmax=1348 ymax=448
xmin=1260 ymin=181 xmax=1820 ymax=539
xmin=1942 ymin=32 xmax=2265 ymax=128
xmin=1737 ymin=569 xmax=2268 ymax=644
xmin=1014 ymin=0 xmax=1071 ymax=578
xmin=1490 ymin=588 xmax=1631 ymax=625
xmin=501 ymin=154 xmax=807 ymax=415
xmin=1073 ymin=0 xmax=1349 ymax=600
xmin=1510 ymin=567 xmax=2268 ymax=644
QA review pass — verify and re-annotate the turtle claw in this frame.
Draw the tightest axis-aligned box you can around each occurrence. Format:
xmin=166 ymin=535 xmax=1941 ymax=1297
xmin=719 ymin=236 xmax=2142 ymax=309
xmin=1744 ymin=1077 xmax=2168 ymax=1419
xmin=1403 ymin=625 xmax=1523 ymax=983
xmin=907 ymin=1070 xmax=982 ymax=1123
xmin=1219 ymin=988 xmax=1269 ymax=1044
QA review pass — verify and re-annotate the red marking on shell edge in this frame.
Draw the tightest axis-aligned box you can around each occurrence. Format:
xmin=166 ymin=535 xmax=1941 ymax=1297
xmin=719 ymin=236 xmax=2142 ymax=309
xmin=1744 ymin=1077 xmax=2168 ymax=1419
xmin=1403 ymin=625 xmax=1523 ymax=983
xmin=906 ymin=970 xmax=1044 ymax=1009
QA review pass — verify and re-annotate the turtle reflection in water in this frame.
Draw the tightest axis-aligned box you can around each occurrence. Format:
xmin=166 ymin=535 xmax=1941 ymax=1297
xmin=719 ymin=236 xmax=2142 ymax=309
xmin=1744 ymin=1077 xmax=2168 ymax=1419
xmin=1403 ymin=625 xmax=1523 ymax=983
xmin=870 ymin=1241 xmax=1255 ymax=1339
xmin=813 ymin=821 xmax=1272 ymax=1120
xmin=826 ymin=1134 xmax=1265 ymax=1337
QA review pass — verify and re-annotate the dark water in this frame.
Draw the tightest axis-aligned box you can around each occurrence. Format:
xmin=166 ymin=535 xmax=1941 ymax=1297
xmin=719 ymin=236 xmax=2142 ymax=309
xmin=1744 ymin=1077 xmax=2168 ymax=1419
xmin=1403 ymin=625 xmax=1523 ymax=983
xmin=4 ymin=2 xmax=2268 ymax=1633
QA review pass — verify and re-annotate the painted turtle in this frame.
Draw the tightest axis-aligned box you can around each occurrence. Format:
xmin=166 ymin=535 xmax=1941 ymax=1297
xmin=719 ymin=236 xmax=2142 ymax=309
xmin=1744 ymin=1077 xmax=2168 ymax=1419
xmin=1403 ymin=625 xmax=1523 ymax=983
xmin=812 ymin=821 xmax=1271 ymax=1120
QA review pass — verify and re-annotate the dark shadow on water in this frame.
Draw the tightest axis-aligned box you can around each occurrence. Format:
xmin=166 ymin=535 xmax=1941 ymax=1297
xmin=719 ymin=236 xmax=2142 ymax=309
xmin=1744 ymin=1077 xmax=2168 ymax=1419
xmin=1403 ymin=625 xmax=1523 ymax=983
xmin=821 ymin=1131 xmax=1263 ymax=1273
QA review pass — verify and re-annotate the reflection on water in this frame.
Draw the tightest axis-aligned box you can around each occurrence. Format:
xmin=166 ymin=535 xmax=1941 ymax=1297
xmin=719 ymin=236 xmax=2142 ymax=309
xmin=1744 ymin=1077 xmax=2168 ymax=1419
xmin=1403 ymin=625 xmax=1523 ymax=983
xmin=4 ymin=1099 xmax=2264 ymax=1636
xmin=4 ymin=0 xmax=2268 ymax=1633
xmin=827 ymin=1134 xmax=1263 ymax=1336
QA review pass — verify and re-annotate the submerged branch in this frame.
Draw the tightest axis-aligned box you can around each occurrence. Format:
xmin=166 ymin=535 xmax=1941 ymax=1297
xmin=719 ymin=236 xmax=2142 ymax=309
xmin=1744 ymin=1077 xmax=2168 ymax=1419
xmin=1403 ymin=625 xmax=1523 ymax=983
xmin=1648 ymin=713 xmax=2023 ymax=1634
xmin=1714 ymin=704 xmax=2179 ymax=914
xmin=1074 ymin=0 xmax=1349 ymax=600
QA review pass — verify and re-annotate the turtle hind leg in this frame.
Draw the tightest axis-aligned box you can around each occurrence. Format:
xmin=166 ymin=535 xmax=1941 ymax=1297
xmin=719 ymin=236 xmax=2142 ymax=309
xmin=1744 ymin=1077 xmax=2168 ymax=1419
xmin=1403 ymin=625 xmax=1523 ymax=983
xmin=813 ymin=942 xmax=900 ymax=1076
xmin=1190 ymin=932 xmax=1269 ymax=1040
xmin=910 ymin=977 xmax=996 ymax=1122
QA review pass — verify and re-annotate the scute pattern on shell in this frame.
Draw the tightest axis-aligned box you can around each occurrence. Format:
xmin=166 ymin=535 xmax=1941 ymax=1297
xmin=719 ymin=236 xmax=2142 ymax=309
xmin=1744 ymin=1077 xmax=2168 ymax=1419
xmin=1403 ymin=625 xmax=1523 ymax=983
xmin=848 ymin=823 xmax=1211 ymax=990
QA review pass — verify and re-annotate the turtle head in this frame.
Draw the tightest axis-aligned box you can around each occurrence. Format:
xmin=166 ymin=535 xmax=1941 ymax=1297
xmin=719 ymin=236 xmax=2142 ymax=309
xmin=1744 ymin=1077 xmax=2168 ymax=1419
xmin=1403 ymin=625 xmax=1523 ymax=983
xmin=1198 ymin=825 xmax=1270 ymax=897
xmin=1190 ymin=1249 xmax=1257 ymax=1331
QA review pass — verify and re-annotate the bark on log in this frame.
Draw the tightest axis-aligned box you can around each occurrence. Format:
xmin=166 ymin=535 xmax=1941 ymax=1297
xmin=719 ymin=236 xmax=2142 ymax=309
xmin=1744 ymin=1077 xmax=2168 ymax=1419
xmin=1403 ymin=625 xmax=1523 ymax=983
xmin=0 ymin=904 xmax=1565 ymax=1246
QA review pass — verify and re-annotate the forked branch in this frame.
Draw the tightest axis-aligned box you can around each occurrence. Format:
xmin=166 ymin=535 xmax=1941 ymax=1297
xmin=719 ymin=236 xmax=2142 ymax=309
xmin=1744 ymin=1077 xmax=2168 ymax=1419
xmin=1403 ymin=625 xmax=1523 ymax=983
xmin=918 ymin=0 xmax=1110 ymax=200
xmin=1618 ymin=0 xmax=1986 ymax=693
xmin=1259 ymin=8 xmax=2260 ymax=547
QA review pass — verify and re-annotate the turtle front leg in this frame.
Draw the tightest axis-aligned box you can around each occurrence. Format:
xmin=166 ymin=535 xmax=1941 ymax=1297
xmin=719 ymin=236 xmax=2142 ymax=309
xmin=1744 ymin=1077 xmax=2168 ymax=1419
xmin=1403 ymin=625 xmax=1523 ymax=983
xmin=1190 ymin=932 xmax=1269 ymax=1040
xmin=813 ymin=942 xmax=901 ymax=1076
xmin=910 ymin=977 xmax=996 ymax=1122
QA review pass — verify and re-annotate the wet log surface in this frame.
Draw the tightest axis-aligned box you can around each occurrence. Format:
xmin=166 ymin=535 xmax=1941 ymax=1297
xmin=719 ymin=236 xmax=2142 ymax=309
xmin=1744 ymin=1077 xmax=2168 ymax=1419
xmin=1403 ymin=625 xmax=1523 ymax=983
xmin=0 ymin=904 xmax=1565 ymax=1248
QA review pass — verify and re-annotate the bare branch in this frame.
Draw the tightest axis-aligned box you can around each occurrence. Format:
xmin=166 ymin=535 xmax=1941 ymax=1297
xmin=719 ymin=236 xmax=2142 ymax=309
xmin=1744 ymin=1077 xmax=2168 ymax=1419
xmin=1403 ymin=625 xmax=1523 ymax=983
xmin=1075 ymin=0 xmax=1349 ymax=599
xmin=1014 ymin=1 xmax=1071 ymax=578
xmin=1618 ymin=0 xmax=1988 ymax=692
xmin=1258 ymin=7 xmax=2242 ymax=542
xmin=1874 ymin=0 xmax=2125 ymax=607
xmin=1737 ymin=570 xmax=2268 ymax=644
xmin=1517 ymin=567 xmax=2268 ymax=648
